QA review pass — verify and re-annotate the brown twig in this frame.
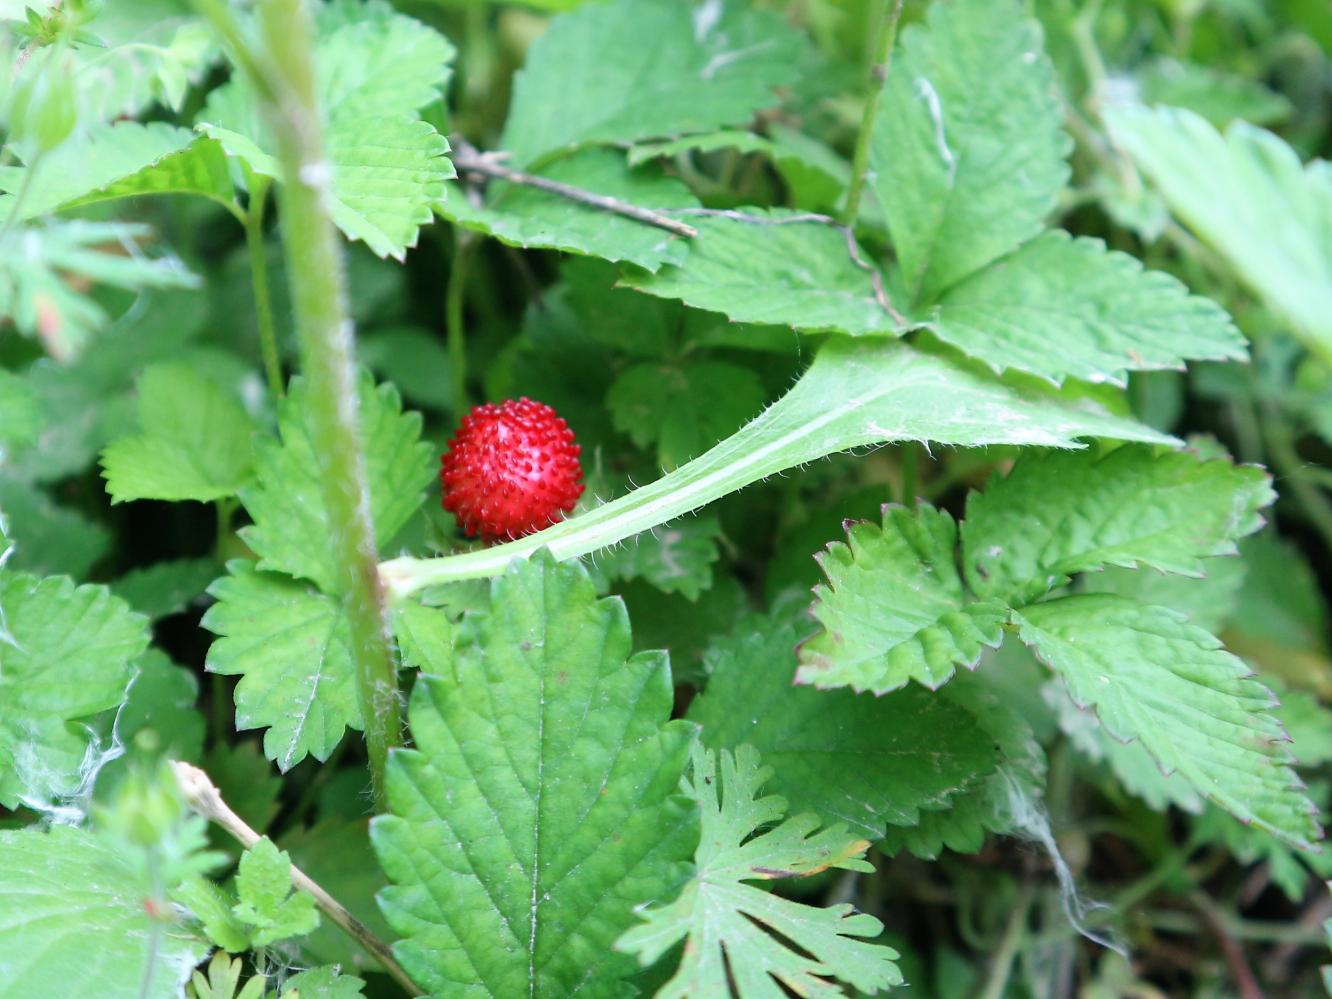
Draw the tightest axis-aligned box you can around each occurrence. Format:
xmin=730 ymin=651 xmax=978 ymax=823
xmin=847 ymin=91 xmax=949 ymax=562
xmin=1192 ymin=893 xmax=1266 ymax=999
xmin=450 ymin=142 xmax=698 ymax=238
xmin=172 ymin=761 xmax=422 ymax=998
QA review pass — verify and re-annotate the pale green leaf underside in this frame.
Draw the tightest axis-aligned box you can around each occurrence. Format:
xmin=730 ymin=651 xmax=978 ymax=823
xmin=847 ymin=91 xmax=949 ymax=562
xmin=241 ymin=373 xmax=434 ymax=595
xmin=0 ymin=573 xmax=147 ymax=809
xmin=924 ymin=230 xmax=1245 ymax=384
xmin=0 ymin=122 xmax=233 ymax=219
xmin=383 ymin=340 xmax=1171 ymax=597
xmin=962 ymin=446 xmax=1272 ymax=603
xmin=799 ymin=504 xmax=1007 ymax=694
xmin=1105 ymin=104 xmax=1332 ymax=365
xmin=441 ymin=148 xmax=698 ymax=271
xmin=616 ymin=744 xmax=903 ymax=998
xmin=371 ymin=554 xmax=696 ymax=998
xmin=0 ymin=826 xmax=208 ymax=999
xmin=693 ymin=613 xmax=999 ymax=839
xmin=1018 ymin=594 xmax=1319 ymax=849
xmin=101 ymin=363 xmax=256 ymax=504
xmin=203 ymin=561 xmax=360 ymax=772
xmin=871 ymin=0 xmax=1070 ymax=303
xmin=500 ymin=0 xmax=803 ymax=167
xmin=622 ymin=209 xmax=899 ymax=335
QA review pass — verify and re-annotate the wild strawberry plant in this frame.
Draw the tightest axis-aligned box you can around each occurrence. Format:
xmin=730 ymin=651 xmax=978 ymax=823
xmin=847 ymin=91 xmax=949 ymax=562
xmin=2 ymin=0 xmax=1331 ymax=996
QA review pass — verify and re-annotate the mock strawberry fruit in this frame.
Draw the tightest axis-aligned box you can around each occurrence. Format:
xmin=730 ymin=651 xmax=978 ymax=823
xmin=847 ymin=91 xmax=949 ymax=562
xmin=440 ymin=397 xmax=584 ymax=540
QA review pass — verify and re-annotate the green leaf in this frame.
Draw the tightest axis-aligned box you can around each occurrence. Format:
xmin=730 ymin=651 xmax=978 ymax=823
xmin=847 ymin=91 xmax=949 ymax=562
xmin=442 ymin=148 xmax=698 ymax=271
xmin=281 ymin=967 xmax=366 ymax=999
xmin=608 ymin=359 xmax=766 ymax=469
xmin=384 ymin=339 xmax=1171 ymax=597
xmin=187 ymin=953 xmax=268 ymax=999
xmin=1137 ymin=59 xmax=1292 ymax=128
xmin=111 ymin=557 xmax=222 ymax=621
xmin=1079 ymin=557 xmax=1247 ymax=635
xmin=0 ymin=368 xmax=40 ymax=444
xmin=240 ymin=373 xmax=434 ymax=594
xmin=0 ymin=825 xmax=209 ymax=998
xmin=962 ymin=446 xmax=1271 ymax=604
xmin=878 ymin=672 xmax=1046 ymax=859
xmin=622 ymin=209 xmax=899 ymax=334
xmin=203 ymin=561 xmax=360 ymax=771
xmin=0 ymin=221 xmax=197 ymax=361
xmin=0 ymin=573 xmax=148 ymax=809
xmin=119 ymin=649 xmax=206 ymax=763
xmin=204 ymin=740 xmax=282 ymax=835
xmin=589 ymin=512 xmax=722 ymax=601
xmin=0 ymin=123 xmax=233 ymax=219
xmin=283 ymin=819 xmax=392 ymax=973
xmin=101 ymin=362 xmax=256 ymax=504
xmin=692 ymin=611 xmax=999 ymax=840
xmin=923 ymin=230 xmax=1245 ymax=384
xmin=232 ymin=838 xmax=320 ymax=947
xmin=1017 ymin=594 xmax=1320 ymax=849
xmin=870 ymin=0 xmax=1070 ymax=302
xmin=371 ymin=553 xmax=697 ymax=997
xmin=798 ymin=504 xmax=1007 ymax=694
xmin=616 ymin=744 xmax=903 ymax=998
xmin=500 ymin=0 xmax=803 ymax=167
xmin=0 ymin=478 xmax=111 ymax=579
xmin=358 ymin=327 xmax=454 ymax=412
xmin=1105 ymin=105 xmax=1332 ymax=365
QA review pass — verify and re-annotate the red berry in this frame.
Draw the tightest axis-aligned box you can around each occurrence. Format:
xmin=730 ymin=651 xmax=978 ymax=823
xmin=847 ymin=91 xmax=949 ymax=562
xmin=440 ymin=398 xmax=584 ymax=541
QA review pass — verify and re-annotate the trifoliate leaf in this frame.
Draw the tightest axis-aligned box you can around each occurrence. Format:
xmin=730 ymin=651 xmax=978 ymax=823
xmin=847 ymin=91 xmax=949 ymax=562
xmin=589 ymin=513 xmax=722 ymax=601
xmin=1105 ymin=105 xmax=1332 ymax=365
xmin=239 ymin=373 xmax=434 ymax=595
xmin=0 ymin=368 xmax=40 ymax=444
xmin=616 ymin=744 xmax=903 ymax=998
xmin=232 ymin=838 xmax=320 ymax=947
xmin=961 ymin=446 xmax=1272 ymax=604
xmin=0 ymin=478 xmax=111 ymax=579
xmin=923 ymin=230 xmax=1245 ymax=384
xmin=622 ymin=209 xmax=899 ymax=334
xmin=443 ymin=148 xmax=698 ymax=271
xmin=0 ymin=123 xmax=233 ymax=219
xmin=101 ymin=362 xmax=256 ymax=504
xmin=608 ymin=359 xmax=766 ymax=469
xmin=0 ymin=220 xmax=197 ymax=360
xmin=371 ymin=553 xmax=697 ymax=997
xmin=111 ymin=557 xmax=222 ymax=621
xmin=500 ymin=0 xmax=803 ymax=167
xmin=283 ymin=819 xmax=392 ymax=973
xmin=203 ymin=561 xmax=360 ymax=771
xmin=798 ymin=504 xmax=1007 ymax=694
xmin=693 ymin=611 xmax=998 ymax=839
xmin=870 ymin=0 xmax=1070 ymax=302
xmin=0 ymin=573 xmax=148 ymax=809
xmin=878 ymin=670 xmax=1046 ymax=859
xmin=0 ymin=825 xmax=209 ymax=999
xmin=1017 ymin=594 xmax=1320 ymax=849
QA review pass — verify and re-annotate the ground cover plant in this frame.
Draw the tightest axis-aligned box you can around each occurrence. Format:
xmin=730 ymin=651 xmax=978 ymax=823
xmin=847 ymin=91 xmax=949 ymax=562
xmin=1 ymin=0 xmax=1331 ymax=995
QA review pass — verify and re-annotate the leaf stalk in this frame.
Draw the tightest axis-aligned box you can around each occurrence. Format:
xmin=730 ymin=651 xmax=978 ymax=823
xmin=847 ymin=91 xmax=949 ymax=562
xmin=841 ymin=0 xmax=905 ymax=228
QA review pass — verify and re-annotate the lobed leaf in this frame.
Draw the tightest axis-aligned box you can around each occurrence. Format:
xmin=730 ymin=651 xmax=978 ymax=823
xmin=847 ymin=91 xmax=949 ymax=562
xmin=798 ymin=504 xmax=1007 ymax=694
xmin=372 ymin=553 xmax=697 ymax=998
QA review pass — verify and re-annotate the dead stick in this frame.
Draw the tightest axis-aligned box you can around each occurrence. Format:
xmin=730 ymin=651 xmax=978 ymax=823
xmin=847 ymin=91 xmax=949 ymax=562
xmin=450 ymin=145 xmax=698 ymax=239
xmin=171 ymin=760 xmax=421 ymax=998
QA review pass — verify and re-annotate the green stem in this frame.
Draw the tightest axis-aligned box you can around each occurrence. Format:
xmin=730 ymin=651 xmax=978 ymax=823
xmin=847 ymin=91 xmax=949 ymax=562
xmin=840 ymin=0 xmax=905 ymax=227
xmin=899 ymin=441 xmax=919 ymax=509
xmin=243 ymin=173 xmax=285 ymax=399
xmin=255 ymin=0 xmax=401 ymax=808
xmin=977 ymin=883 xmax=1035 ymax=999
xmin=446 ymin=230 xmax=472 ymax=414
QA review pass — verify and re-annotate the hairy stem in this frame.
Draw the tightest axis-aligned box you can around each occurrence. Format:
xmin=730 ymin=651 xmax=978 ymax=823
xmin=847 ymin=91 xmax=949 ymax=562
xmin=243 ymin=173 xmax=285 ymax=399
xmin=173 ymin=761 xmax=420 ymax=997
xmin=255 ymin=0 xmax=401 ymax=806
xmin=841 ymin=0 xmax=905 ymax=227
